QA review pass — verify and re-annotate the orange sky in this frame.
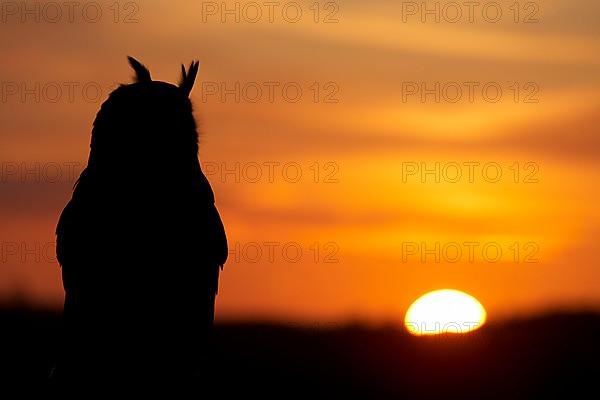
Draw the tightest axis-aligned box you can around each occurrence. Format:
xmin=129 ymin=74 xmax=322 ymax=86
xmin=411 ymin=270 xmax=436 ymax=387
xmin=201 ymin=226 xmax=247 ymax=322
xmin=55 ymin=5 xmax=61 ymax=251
xmin=1 ymin=0 xmax=599 ymax=324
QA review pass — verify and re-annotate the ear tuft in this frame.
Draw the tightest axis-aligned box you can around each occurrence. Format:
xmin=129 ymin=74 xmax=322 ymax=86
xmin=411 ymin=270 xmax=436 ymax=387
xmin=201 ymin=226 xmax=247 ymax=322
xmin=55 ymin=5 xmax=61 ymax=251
xmin=179 ymin=60 xmax=200 ymax=97
xmin=127 ymin=56 xmax=152 ymax=83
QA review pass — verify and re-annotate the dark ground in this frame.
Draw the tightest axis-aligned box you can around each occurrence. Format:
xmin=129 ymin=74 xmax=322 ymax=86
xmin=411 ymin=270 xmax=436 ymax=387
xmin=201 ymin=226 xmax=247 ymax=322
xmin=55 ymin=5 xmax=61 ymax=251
xmin=1 ymin=307 xmax=599 ymax=398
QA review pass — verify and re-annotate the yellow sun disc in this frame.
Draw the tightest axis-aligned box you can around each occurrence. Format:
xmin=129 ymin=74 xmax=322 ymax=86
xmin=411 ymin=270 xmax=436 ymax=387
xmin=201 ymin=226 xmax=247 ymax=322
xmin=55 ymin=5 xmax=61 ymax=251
xmin=404 ymin=289 xmax=487 ymax=335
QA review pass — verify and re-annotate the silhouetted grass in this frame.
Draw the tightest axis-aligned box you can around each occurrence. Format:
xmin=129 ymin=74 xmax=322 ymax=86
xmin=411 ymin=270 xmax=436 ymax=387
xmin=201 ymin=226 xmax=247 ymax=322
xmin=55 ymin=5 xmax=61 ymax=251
xmin=1 ymin=307 xmax=598 ymax=398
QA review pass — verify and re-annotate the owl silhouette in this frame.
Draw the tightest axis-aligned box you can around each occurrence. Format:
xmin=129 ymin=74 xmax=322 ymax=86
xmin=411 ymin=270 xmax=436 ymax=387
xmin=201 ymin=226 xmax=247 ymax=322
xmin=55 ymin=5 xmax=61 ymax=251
xmin=52 ymin=57 xmax=228 ymax=388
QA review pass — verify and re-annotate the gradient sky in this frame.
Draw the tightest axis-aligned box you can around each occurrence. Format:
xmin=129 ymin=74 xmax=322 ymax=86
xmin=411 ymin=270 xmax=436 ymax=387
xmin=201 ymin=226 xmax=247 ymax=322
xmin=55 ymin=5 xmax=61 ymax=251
xmin=1 ymin=0 xmax=599 ymax=324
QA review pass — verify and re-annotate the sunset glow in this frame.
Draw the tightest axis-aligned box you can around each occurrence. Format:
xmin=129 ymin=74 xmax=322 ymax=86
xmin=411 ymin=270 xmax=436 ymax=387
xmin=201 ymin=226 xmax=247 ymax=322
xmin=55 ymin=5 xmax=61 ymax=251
xmin=1 ymin=0 xmax=600 ymax=325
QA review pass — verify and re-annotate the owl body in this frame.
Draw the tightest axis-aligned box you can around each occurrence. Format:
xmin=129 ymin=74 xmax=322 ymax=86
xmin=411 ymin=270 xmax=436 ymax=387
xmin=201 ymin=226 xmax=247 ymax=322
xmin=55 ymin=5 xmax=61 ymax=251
xmin=53 ymin=59 xmax=227 ymax=386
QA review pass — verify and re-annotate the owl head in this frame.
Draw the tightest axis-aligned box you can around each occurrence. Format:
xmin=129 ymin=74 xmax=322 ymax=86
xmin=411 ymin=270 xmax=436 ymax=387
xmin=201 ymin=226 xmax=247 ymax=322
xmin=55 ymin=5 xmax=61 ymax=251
xmin=87 ymin=57 xmax=202 ymax=181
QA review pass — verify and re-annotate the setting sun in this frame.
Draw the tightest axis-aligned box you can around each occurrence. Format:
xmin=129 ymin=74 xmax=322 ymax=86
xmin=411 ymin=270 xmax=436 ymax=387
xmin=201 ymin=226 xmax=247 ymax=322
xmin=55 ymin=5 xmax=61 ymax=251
xmin=404 ymin=289 xmax=487 ymax=336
